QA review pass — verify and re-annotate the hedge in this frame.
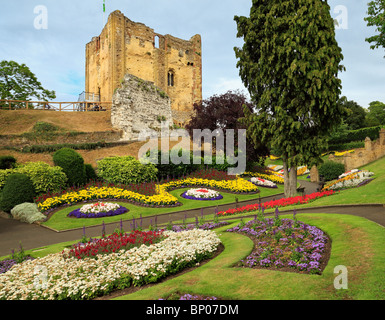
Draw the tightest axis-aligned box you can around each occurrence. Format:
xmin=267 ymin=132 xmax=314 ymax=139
xmin=0 ymin=162 xmax=67 ymax=194
xmin=97 ymin=156 xmax=158 ymax=184
xmin=328 ymin=126 xmax=381 ymax=145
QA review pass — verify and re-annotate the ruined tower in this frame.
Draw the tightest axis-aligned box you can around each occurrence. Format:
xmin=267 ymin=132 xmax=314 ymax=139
xmin=85 ymin=10 xmax=202 ymax=124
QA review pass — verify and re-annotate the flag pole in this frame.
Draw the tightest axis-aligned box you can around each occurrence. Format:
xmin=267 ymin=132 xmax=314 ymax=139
xmin=103 ymin=0 xmax=106 ymax=27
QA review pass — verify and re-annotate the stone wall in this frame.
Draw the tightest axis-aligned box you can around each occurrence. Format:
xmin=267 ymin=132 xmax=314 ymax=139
xmin=111 ymin=74 xmax=173 ymax=140
xmin=328 ymin=128 xmax=385 ymax=171
xmin=85 ymin=10 xmax=202 ymax=125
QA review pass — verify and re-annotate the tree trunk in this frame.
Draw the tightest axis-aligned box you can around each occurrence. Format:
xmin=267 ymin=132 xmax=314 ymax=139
xmin=283 ymin=157 xmax=297 ymax=198
xmin=288 ymin=165 xmax=298 ymax=198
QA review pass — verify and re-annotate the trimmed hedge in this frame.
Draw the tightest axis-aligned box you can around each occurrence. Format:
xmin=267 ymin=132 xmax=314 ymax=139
xmin=328 ymin=126 xmax=381 ymax=145
xmin=53 ymin=148 xmax=86 ymax=187
xmin=0 ymin=162 xmax=67 ymax=194
xmin=0 ymin=156 xmax=17 ymax=169
xmin=97 ymin=156 xmax=157 ymax=184
xmin=0 ymin=173 xmax=36 ymax=213
xmin=319 ymin=161 xmax=346 ymax=182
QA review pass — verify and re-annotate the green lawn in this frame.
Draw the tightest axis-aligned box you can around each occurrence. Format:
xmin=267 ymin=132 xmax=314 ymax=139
xmin=11 ymin=213 xmax=384 ymax=300
xmin=114 ymin=214 xmax=385 ymax=300
xmin=41 ymin=185 xmax=284 ymax=231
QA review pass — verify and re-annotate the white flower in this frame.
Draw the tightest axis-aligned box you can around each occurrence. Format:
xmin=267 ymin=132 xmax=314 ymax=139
xmin=80 ymin=202 xmax=120 ymax=214
xmin=185 ymin=188 xmax=220 ymax=199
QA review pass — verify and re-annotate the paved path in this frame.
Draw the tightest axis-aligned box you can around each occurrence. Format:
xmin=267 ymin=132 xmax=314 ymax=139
xmin=1 ymin=181 xmax=384 ymax=257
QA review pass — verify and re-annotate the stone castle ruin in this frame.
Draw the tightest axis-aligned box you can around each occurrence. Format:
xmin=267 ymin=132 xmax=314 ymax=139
xmin=85 ymin=10 xmax=202 ymax=139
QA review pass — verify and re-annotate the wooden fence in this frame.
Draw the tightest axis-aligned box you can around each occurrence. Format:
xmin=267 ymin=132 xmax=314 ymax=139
xmin=0 ymin=99 xmax=112 ymax=112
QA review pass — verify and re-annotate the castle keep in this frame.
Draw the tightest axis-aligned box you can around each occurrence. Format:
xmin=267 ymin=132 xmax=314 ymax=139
xmin=85 ymin=10 xmax=202 ymax=125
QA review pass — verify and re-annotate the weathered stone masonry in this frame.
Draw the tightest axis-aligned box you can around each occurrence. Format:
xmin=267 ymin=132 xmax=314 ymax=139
xmin=86 ymin=10 xmax=202 ymax=126
xmin=111 ymin=74 xmax=173 ymax=140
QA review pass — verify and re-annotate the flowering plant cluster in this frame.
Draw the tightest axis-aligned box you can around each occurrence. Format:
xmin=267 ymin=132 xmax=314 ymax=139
xmin=182 ymin=188 xmax=223 ymax=201
xmin=243 ymin=171 xmax=284 ymax=184
xmin=66 ymin=230 xmax=166 ymax=260
xmin=323 ymin=171 xmax=374 ymax=191
xmin=334 ymin=150 xmax=355 ymax=157
xmin=37 ymin=176 xmax=258 ymax=214
xmin=338 ymin=169 xmax=360 ymax=179
xmin=0 ymin=229 xmax=221 ymax=300
xmin=37 ymin=185 xmax=178 ymax=213
xmin=216 ymin=191 xmax=335 ymax=217
xmin=250 ymin=177 xmax=277 ymax=188
xmin=68 ymin=202 xmax=128 ymax=219
xmin=160 ymin=293 xmax=218 ymax=300
xmin=227 ymin=214 xmax=328 ymax=274
xmin=163 ymin=177 xmax=259 ymax=194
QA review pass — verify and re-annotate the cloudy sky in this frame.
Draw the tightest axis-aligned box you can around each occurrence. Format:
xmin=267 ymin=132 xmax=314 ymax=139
xmin=1 ymin=0 xmax=384 ymax=109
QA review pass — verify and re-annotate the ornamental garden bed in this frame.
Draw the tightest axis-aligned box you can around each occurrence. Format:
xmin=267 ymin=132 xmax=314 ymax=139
xmin=322 ymin=170 xmax=375 ymax=191
xmin=0 ymin=228 xmax=223 ymax=300
xmin=181 ymin=188 xmax=224 ymax=201
xmin=226 ymin=212 xmax=331 ymax=275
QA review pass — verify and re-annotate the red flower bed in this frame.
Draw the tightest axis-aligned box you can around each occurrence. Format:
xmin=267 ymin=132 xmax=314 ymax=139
xmin=217 ymin=191 xmax=335 ymax=216
xmin=65 ymin=230 xmax=166 ymax=259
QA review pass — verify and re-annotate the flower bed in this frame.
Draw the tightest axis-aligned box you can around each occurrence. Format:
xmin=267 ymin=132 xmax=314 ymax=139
xmin=226 ymin=216 xmax=329 ymax=274
xmin=37 ymin=177 xmax=258 ymax=214
xmin=250 ymin=177 xmax=277 ymax=189
xmin=243 ymin=171 xmax=284 ymax=184
xmin=163 ymin=177 xmax=259 ymax=194
xmin=0 ymin=229 xmax=221 ymax=300
xmin=67 ymin=230 xmax=166 ymax=259
xmin=323 ymin=171 xmax=374 ymax=191
xmin=216 ymin=191 xmax=335 ymax=217
xmin=68 ymin=202 xmax=129 ymax=219
xmin=181 ymin=188 xmax=223 ymax=201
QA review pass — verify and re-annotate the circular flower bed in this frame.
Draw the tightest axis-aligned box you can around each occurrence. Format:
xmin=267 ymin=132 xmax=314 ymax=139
xmin=181 ymin=188 xmax=223 ymax=201
xmin=250 ymin=177 xmax=277 ymax=188
xmin=68 ymin=202 xmax=128 ymax=218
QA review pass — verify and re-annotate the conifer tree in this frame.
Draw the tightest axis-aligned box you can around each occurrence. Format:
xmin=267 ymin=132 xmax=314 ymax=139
xmin=235 ymin=0 xmax=346 ymax=197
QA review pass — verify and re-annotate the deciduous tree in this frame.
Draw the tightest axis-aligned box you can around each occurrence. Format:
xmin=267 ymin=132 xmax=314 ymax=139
xmin=0 ymin=60 xmax=56 ymax=106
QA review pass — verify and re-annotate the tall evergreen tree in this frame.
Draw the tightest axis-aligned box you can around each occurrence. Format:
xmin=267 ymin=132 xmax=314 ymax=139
xmin=235 ymin=0 xmax=346 ymax=197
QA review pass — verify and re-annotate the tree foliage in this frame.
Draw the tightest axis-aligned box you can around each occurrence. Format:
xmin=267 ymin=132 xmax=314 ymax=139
xmin=337 ymin=96 xmax=367 ymax=130
xmin=185 ymin=90 xmax=269 ymax=169
xmin=234 ymin=0 xmax=345 ymax=196
xmin=366 ymin=100 xmax=385 ymax=125
xmin=0 ymin=60 xmax=56 ymax=103
xmin=364 ymin=0 xmax=385 ymax=55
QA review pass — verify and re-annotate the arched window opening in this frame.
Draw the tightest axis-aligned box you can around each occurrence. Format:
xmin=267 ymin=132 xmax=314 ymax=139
xmin=168 ymin=70 xmax=175 ymax=87
xmin=154 ymin=35 xmax=160 ymax=49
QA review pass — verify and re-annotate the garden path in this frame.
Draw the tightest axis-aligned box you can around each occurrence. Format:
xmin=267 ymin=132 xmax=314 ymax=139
xmin=1 ymin=181 xmax=384 ymax=257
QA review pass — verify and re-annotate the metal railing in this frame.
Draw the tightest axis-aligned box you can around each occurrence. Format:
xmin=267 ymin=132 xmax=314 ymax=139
xmin=0 ymin=99 xmax=112 ymax=112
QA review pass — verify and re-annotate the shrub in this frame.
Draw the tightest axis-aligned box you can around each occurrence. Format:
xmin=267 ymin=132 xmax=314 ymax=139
xmin=97 ymin=156 xmax=157 ymax=184
xmin=0 ymin=156 xmax=17 ymax=169
xmin=144 ymin=149 xmax=202 ymax=180
xmin=85 ymin=164 xmax=98 ymax=182
xmin=328 ymin=126 xmax=381 ymax=144
xmin=53 ymin=148 xmax=86 ymax=186
xmin=0 ymin=162 xmax=67 ymax=194
xmin=318 ymin=161 xmax=346 ymax=181
xmin=0 ymin=173 xmax=36 ymax=213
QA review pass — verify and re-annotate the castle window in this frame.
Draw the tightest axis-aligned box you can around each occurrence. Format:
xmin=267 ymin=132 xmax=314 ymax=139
xmin=154 ymin=35 xmax=160 ymax=49
xmin=168 ymin=71 xmax=175 ymax=87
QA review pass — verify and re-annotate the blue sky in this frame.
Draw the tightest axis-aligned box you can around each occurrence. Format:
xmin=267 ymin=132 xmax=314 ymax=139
xmin=1 ymin=0 xmax=384 ymax=109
